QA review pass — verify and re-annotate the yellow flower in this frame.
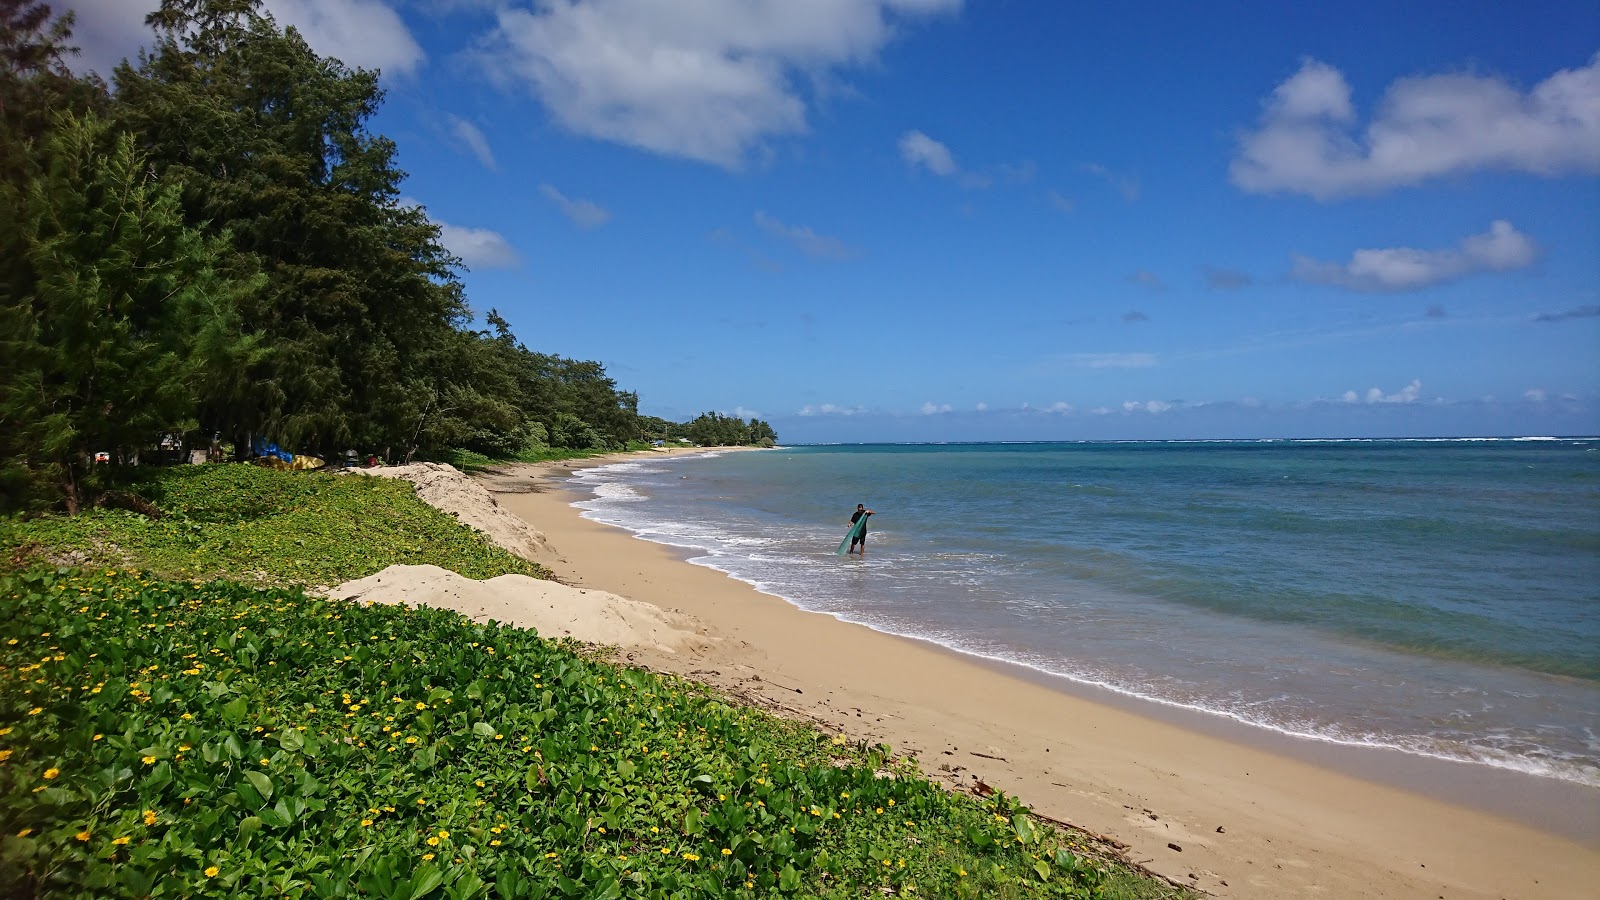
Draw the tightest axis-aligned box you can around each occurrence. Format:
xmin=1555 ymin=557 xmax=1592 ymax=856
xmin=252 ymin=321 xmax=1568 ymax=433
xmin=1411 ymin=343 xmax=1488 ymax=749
xmin=422 ymin=853 xmax=435 ymax=861
xmin=721 ymin=848 xmax=732 ymax=856
xmin=427 ymin=837 xmax=439 ymax=846
xmin=204 ymin=866 xmax=220 ymax=877
xmin=416 ymin=798 xmax=426 ymax=805
xmin=258 ymin=758 xmax=269 ymax=766
xmin=360 ymin=819 xmax=373 ymax=827
xmin=546 ymin=852 xmax=560 ymax=859
xmin=490 ymin=840 xmax=501 ymax=846
xmin=178 ymin=744 xmax=191 ymax=752
xmin=92 ymin=734 xmax=102 ymax=741
xmin=143 ymin=810 xmax=157 ymax=826
xmin=415 ymin=702 xmax=426 ymax=710
xmin=405 ymin=736 xmax=418 ymax=745
xmin=74 ymin=830 xmax=90 ymax=842
xmin=16 ymin=828 xmax=32 ymax=837
xmin=438 ymin=830 xmax=449 ymax=839
xmin=682 ymin=852 xmax=699 ymax=862
xmin=112 ymin=836 xmax=130 ymax=846
xmin=141 ymin=756 xmax=156 ymax=765
xmin=0 ymin=726 xmax=11 ymax=736
xmin=0 ymin=750 xmax=12 ymax=763
xmin=27 ymin=707 xmax=42 ymax=716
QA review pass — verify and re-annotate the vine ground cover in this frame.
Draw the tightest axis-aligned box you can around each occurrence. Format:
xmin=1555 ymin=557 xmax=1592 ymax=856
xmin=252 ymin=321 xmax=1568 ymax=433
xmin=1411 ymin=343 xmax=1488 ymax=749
xmin=0 ymin=570 xmax=1183 ymax=898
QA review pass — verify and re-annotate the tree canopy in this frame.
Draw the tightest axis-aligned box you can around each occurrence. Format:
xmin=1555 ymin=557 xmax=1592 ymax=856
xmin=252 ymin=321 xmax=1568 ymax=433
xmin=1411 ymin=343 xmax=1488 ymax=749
xmin=0 ymin=0 xmax=774 ymax=513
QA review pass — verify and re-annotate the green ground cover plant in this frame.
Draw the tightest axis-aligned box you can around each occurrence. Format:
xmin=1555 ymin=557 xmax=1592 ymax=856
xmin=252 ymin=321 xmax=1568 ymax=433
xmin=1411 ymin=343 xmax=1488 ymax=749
xmin=0 ymin=570 xmax=1180 ymax=899
xmin=0 ymin=466 xmax=547 ymax=587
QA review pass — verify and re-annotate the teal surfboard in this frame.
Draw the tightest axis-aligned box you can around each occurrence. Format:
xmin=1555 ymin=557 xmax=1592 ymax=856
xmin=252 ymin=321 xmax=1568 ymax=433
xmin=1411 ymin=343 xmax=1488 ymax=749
xmin=836 ymin=514 xmax=869 ymax=555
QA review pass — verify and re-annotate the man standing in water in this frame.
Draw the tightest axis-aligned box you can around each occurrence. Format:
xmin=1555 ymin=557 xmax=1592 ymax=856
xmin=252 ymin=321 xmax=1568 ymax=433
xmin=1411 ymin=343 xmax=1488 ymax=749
xmin=848 ymin=503 xmax=874 ymax=556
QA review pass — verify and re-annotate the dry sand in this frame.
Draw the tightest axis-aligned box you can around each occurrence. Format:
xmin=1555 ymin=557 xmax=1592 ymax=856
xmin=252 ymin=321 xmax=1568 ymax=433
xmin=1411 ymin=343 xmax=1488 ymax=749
xmin=479 ymin=449 xmax=1600 ymax=900
xmin=326 ymin=563 xmax=709 ymax=654
xmin=351 ymin=462 xmax=558 ymax=564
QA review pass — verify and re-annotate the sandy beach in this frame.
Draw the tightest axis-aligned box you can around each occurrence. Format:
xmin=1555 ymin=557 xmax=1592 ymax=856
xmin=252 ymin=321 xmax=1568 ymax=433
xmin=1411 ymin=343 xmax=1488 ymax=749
xmin=484 ymin=449 xmax=1600 ymax=899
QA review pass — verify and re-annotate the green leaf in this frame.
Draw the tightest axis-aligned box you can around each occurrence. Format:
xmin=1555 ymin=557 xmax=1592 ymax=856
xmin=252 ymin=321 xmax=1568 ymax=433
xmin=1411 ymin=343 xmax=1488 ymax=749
xmin=472 ymin=722 xmax=495 ymax=738
xmin=238 ymin=816 xmax=263 ymax=841
xmin=221 ymin=697 xmax=248 ymax=725
xmin=277 ymin=728 xmax=305 ymax=752
xmin=683 ymin=806 xmax=701 ymax=836
xmin=778 ymin=865 xmax=800 ymax=893
xmin=616 ymin=759 xmax=635 ymax=779
xmin=244 ymin=771 xmax=274 ymax=802
xmin=408 ymin=865 xmax=443 ymax=900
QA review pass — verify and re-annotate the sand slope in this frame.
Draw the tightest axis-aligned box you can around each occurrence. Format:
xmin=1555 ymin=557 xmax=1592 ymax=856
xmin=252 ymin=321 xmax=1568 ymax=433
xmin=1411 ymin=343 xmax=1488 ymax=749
xmin=327 ymin=564 xmax=710 ymax=653
xmin=353 ymin=463 xmax=557 ymax=563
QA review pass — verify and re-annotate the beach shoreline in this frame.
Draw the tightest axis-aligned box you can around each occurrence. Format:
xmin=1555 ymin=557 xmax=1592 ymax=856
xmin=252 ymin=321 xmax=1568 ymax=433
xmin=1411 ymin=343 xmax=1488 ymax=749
xmin=485 ymin=448 xmax=1600 ymax=899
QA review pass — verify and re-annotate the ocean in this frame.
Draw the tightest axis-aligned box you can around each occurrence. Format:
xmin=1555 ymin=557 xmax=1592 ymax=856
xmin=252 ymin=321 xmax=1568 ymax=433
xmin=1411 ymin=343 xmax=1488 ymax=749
xmin=567 ymin=439 xmax=1600 ymax=787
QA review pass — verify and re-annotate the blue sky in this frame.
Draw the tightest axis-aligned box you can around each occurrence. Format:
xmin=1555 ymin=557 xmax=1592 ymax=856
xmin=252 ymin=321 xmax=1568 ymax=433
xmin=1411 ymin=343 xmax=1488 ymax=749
xmin=71 ymin=0 xmax=1600 ymax=441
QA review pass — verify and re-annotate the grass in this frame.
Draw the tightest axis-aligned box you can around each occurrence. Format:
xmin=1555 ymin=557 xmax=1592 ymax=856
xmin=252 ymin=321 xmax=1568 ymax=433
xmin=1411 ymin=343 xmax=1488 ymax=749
xmin=0 ymin=466 xmax=548 ymax=588
xmin=0 ymin=570 xmax=1183 ymax=898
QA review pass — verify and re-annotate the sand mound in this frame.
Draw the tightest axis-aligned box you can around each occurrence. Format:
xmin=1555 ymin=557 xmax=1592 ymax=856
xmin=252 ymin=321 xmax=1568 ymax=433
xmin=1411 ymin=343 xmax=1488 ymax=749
xmin=326 ymin=564 xmax=710 ymax=653
xmin=353 ymin=463 xmax=556 ymax=563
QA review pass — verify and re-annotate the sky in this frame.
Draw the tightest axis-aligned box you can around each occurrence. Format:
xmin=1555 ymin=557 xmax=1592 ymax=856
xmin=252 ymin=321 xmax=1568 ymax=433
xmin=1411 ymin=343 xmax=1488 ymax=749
xmin=66 ymin=0 xmax=1600 ymax=442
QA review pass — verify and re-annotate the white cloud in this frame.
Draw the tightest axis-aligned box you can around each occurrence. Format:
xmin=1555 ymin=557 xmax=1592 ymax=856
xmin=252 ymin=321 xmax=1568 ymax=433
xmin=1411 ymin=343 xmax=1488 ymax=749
xmin=1232 ymin=54 xmax=1600 ymax=199
xmin=754 ymin=211 xmax=858 ymax=259
xmin=1525 ymin=388 xmax=1547 ymax=403
xmin=64 ymin=0 xmax=425 ymax=76
xmin=1293 ymin=220 xmax=1537 ymax=292
xmin=732 ymin=406 xmax=762 ymax=418
xmin=1341 ymin=379 xmax=1423 ymax=404
xmin=1085 ymin=163 xmax=1140 ymax=201
xmin=474 ymin=0 xmax=961 ymax=168
xmin=1046 ymin=190 xmax=1076 ymax=213
xmin=1045 ymin=402 xmax=1073 ymax=414
xmin=919 ymin=401 xmax=953 ymax=415
xmin=437 ymin=223 xmax=522 ymax=269
xmin=975 ymin=401 xmax=988 ymax=411
xmin=540 ymin=184 xmax=612 ymax=229
xmin=450 ymin=115 xmax=497 ymax=170
xmin=899 ymin=130 xmax=958 ymax=175
xmin=1121 ymin=400 xmax=1172 ymax=414
xmin=798 ymin=403 xmax=867 ymax=416
xmin=1063 ymin=352 xmax=1158 ymax=369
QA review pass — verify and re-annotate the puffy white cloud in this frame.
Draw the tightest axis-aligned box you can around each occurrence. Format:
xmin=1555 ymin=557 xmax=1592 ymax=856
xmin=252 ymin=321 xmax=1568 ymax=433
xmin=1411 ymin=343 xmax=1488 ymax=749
xmin=1046 ymin=190 xmax=1076 ymax=213
xmin=1341 ymin=379 xmax=1423 ymax=404
xmin=540 ymin=184 xmax=612 ymax=229
xmin=798 ymin=403 xmax=867 ymax=416
xmin=1293 ymin=220 xmax=1536 ymax=292
xmin=437 ymin=223 xmax=522 ymax=269
xmin=754 ymin=211 xmax=858 ymax=259
xmin=1232 ymin=54 xmax=1600 ymax=199
xmin=919 ymin=401 xmax=953 ymax=415
xmin=450 ymin=115 xmax=497 ymax=170
xmin=63 ymin=0 xmax=425 ymax=76
xmin=899 ymin=130 xmax=958 ymax=175
xmin=1524 ymin=388 xmax=1547 ymax=403
xmin=474 ymin=0 xmax=961 ymax=168
xmin=1121 ymin=400 xmax=1172 ymax=414
xmin=732 ymin=406 xmax=762 ymax=418
xmin=1045 ymin=401 xmax=1073 ymax=414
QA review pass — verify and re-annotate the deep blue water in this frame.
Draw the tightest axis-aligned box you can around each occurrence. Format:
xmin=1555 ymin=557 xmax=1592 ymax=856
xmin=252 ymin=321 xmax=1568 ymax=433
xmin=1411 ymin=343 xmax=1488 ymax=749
xmin=569 ymin=439 xmax=1600 ymax=785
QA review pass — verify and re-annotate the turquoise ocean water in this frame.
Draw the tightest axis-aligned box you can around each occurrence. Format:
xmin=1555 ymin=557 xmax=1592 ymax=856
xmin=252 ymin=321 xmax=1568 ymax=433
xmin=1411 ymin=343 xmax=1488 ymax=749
xmin=569 ymin=440 xmax=1600 ymax=786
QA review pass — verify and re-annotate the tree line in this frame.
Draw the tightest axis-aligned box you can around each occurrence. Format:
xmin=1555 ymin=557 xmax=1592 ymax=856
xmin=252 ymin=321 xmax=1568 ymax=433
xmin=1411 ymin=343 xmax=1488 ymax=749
xmin=0 ymin=0 xmax=775 ymax=514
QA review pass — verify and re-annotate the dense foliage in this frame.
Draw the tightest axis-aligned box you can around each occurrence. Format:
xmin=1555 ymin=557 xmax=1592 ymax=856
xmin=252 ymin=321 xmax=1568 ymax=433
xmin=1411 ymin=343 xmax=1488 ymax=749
xmin=0 ymin=0 xmax=775 ymax=514
xmin=0 ymin=569 xmax=1142 ymax=899
xmin=0 ymin=465 xmax=548 ymax=587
